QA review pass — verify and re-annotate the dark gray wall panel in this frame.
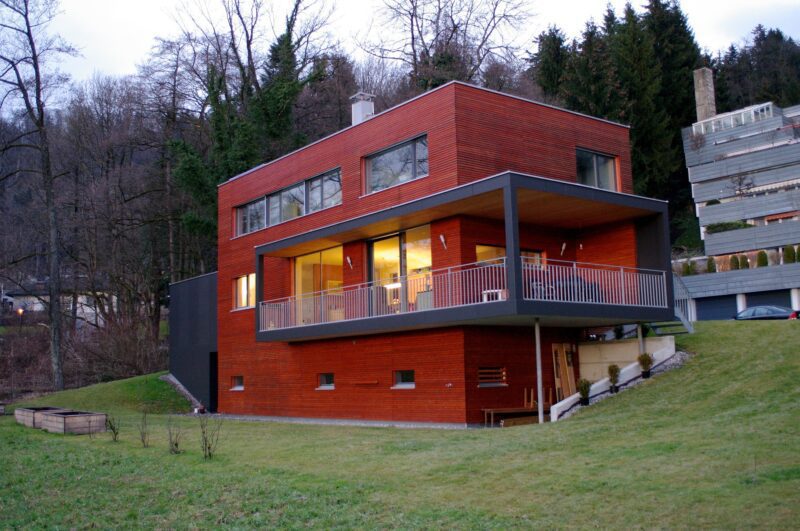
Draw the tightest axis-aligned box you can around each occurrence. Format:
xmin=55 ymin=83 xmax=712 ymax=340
xmin=696 ymin=295 xmax=738 ymax=320
xmin=746 ymin=289 xmax=792 ymax=307
xmin=698 ymin=188 xmax=800 ymax=226
xmin=169 ymin=272 xmax=218 ymax=410
xmin=704 ymin=220 xmax=800 ymax=255
xmin=681 ymin=262 xmax=800 ymax=298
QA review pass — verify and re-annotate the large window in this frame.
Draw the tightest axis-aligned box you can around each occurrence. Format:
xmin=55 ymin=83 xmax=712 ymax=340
xmin=367 ymin=136 xmax=428 ymax=193
xmin=234 ymin=273 xmax=256 ymax=309
xmin=475 ymin=245 xmax=542 ymax=265
xmin=295 ymin=246 xmax=344 ymax=324
xmin=235 ymin=168 xmax=342 ymax=236
xmin=576 ymin=149 xmax=617 ymax=191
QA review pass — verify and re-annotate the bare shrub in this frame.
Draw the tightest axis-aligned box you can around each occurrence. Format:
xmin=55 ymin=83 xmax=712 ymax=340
xmin=106 ymin=415 xmax=121 ymax=442
xmin=138 ymin=410 xmax=150 ymax=448
xmin=199 ymin=416 xmax=223 ymax=460
xmin=167 ymin=416 xmax=183 ymax=454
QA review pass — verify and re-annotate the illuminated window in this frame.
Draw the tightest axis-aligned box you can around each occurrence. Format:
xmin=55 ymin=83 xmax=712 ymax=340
xmin=234 ymin=273 xmax=256 ymax=309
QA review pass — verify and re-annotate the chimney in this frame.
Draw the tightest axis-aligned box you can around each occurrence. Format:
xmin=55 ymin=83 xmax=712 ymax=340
xmin=350 ymin=91 xmax=376 ymax=126
xmin=693 ymin=67 xmax=717 ymax=122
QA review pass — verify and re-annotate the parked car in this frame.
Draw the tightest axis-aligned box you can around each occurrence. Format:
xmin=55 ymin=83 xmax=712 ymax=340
xmin=734 ymin=305 xmax=798 ymax=320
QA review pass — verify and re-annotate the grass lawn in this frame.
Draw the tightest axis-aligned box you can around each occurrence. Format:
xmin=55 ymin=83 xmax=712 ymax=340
xmin=1 ymin=321 xmax=799 ymax=527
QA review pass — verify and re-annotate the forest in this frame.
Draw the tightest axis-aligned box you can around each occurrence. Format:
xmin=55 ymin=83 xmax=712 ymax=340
xmin=1 ymin=0 xmax=799 ymax=393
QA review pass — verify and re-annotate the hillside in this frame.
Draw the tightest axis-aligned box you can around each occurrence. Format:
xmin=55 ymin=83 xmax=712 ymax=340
xmin=2 ymin=321 xmax=799 ymax=528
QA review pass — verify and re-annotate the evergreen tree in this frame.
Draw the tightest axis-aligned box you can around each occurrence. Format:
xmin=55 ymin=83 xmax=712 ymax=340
xmin=609 ymin=4 xmax=675 ymax=197
xmin=530 ymin=26 xmax=568 ymax=100
xmin=560 ymin=21 xmax=622 ymax=119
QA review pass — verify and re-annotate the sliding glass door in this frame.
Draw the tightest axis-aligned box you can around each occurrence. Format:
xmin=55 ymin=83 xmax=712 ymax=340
xmin=294 ymin=246 xmax=343 ymax=324
xmin=369 ymin=225 xmax=431 ymax=314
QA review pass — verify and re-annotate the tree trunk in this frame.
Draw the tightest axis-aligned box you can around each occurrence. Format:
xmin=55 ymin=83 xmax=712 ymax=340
xmin=41 ymin=128 xmax=64 ymax=390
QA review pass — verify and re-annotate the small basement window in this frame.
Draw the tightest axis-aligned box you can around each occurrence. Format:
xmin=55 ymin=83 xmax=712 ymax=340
xmin=317 ymin=373 xmax=335 ymax=390
xmin=478 ymin=367 xmax=508 ymax=387
xmin=392 ymin=370 xmax=415 ymax=389
xmin=231 ymin=375 xmax=244 ymax=391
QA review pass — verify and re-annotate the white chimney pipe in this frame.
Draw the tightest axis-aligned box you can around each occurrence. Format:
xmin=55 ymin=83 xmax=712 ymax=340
xmin=350 ymin=91 xmax=376 ymax=126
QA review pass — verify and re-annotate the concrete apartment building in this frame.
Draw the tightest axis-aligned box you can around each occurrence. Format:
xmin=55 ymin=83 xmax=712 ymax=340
xmin=680 ymin=68 xmax=800 ymax=319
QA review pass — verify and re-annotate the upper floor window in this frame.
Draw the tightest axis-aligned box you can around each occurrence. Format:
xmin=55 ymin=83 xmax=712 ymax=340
xmin=576 ymin=149 xmax=617 ymax=191
xmin=236 ymin=198 xmax=267 ymax=236
xmin=235 ymin=169 xmax=342 ymax=236
xmin=234 ymin=273 xmax=256 ymax=309
xmin=367 ymin=136 xmax=428 ymax=193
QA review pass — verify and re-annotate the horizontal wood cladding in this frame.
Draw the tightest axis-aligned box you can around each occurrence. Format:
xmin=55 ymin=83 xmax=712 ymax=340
xmin=217 ymin=328 xmax=468 ymax=423
xmin=463 ymin=327 xmax=579 ymax=425
xmin=453 ymin=84 xmax=633 ymax=194
xmin=576 ymin=222 xmax=638 ymax=268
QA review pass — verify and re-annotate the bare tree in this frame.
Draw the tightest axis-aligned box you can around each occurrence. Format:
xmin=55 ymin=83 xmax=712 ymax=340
xmin=0 ymin=0 xmax=75 ymax=389
xmin=364 ymin=0 xmax=530 ymax=90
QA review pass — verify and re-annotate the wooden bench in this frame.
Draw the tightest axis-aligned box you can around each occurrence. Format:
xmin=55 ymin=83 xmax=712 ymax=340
xmin=482 ymin=388 xmax=551 ymax=427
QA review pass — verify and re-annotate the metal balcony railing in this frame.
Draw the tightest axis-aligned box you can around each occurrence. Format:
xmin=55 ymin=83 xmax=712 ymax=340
xmin=522 ymin=257 xmax=668 ymax=308
xmin=258 ymin=257 xmax=670 ymax=332
xmin=259 ymin=258 xmax=508 ymax=331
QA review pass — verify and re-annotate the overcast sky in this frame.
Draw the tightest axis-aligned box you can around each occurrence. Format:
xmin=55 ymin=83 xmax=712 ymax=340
xmin=52 ymin=0 xmax=800 ymax=82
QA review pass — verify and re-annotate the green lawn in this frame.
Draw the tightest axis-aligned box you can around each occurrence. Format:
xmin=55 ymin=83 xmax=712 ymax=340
xmin=1 ymin=321 xmax=798 ymax=528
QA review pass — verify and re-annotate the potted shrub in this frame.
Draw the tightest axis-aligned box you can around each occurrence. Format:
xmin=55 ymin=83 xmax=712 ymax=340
xmin=608 ymin=364 xmax=620 ymax=394
xmin=577 ymin=378 xmax=591 ymax=405
xmin=638 ymin=353 xmax=653 ymax=379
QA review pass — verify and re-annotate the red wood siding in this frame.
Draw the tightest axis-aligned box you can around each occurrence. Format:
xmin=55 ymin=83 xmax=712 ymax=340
xmin=453 ymin=84 xmax=633 ymax=194
xmin=215 ymin=82 xmax=635 ymax=421
xmin=463 ymin=327 xmax=579 ymax=424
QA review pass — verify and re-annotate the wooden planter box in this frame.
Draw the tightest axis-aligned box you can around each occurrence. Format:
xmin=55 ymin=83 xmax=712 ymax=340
xmin=14 ymin=407 xmax=67 ymax=428
xmin=40 ymin=410 xmax=107 ymax=435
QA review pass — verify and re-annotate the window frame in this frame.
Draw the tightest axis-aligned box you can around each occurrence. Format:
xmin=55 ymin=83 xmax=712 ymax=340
xmin=365 ymin=135 xmax=429 ymax=194
xmin=576 ymin=148 xmax=618 ymax=191
xmin=233 ymin=273 xmax=256 ymax=310
xmin=316 ymin=372 xmax=335 ymax=390
xmin=392 ymin=369 xmax=416 ymax=389
xmin=233 ymin=167 xmax=342 ymax=237
xmin=477 ymin=366 xmax=508 ymax=388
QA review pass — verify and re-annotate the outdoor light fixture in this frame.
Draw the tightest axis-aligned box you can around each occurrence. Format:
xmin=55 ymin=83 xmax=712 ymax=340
xmin=16 ymin=308 xmax=23 ymax=317
xmin=439 ymin=234 xmax=447 ymax=249
xmin=560 ymin=242 xmax=567 ymax=256
xmin=346 ymin=256 xmax=353 ymax=270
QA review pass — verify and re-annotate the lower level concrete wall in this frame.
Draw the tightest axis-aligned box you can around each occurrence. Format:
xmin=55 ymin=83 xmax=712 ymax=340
xmin=578 ymin=336 xmax=675 ymax=382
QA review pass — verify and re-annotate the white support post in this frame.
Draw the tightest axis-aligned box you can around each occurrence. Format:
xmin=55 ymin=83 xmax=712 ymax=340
xmin=637 ymin=324 xmax=644 ymax=355
xmin=791 ymin=288 xmax=800 ymax=311
xmin=534 ymin=318 xmax=544 ymax=424
xmin=736 ymin=293 xmax=747 ymax=313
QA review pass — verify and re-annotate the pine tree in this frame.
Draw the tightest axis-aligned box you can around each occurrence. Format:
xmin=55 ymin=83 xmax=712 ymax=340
xmin=608 ymin=5 xmax=675 ymax=197
xmin=530 ymin=26 xmax=568 ymax=100
xmin=560 ymin=21 xmax=622 ymax=119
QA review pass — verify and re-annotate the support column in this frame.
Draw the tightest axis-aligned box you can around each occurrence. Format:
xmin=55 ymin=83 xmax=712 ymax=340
xmin=637 ymin=324 xmax=644 ymax=355
xmin=503 ymin=183 xmax=521 ymax=303
xmin=534 ymin=318 xmax=544 ymax=424
xmin=255 ymin=253 xmax=264 ymax=335
xmin=736 ymin=293 xmax=747 ymax=313
xmin=791 ymin=288 xmax=800 ymax=311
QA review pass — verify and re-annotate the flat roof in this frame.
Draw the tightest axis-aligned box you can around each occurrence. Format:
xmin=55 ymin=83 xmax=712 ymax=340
xmin=219 ymin=81 xmax=629 ymax=189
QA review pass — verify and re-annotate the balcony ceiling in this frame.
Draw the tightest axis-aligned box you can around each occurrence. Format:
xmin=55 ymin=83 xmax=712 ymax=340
xmin=260 ymin=174 xmax=661 ymax=258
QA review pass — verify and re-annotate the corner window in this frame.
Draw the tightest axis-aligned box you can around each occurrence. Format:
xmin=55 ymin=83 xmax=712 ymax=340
xmin=317 ymin=373 xmax=335 ymax=390
xmin=234 ymin=273 xmax=256 ymax=309
xmin=576 ymin=149 xmax=617 ymax=191
xmin=367 ymin=136 xmax=428 ymax=193
xmin=231 ymin=375 xmax=244 ymax=391
xmin=235 ymin=198 xmax=266 ymax=236
xmin=478 ymin=367 xmax=508 ymax=387
xmin=392 ymin=370 xmax=415 ymax=389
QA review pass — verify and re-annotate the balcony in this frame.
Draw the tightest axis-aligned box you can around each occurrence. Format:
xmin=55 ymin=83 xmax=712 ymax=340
xmin=259 ymin=257 xmax=668 ymax=334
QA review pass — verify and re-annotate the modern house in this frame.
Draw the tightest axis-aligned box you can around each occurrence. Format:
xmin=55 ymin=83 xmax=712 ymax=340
xmin=679 ymin=68 xmax=800 ymax=320
xmin=170 ymin=82 xmax=678 ymax=426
